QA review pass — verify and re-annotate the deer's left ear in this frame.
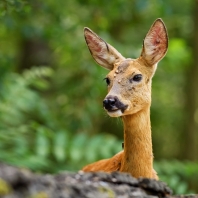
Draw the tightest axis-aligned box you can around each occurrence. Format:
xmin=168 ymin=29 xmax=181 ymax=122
xmin=141 ymin=18 xmax=168 ymax=66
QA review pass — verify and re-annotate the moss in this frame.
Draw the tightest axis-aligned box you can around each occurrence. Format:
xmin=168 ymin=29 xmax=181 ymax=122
xmin=98 ymin=186 xmax=115 ymax=198
xmin=31 ymin=191 xmax=49 ymax=198
xmin=0 ymin=178 xmax=12 ymax=195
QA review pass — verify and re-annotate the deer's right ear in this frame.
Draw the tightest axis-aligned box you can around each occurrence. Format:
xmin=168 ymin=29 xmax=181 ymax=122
xmin=84 ymin=27 xmax=125 ymax=70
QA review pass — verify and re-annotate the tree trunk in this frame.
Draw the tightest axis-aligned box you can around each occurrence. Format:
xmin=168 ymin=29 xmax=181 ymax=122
xmin=183 ymin=1 xmax=198 ymax=160
xmin=17 ymin=38 xmax=52 ymax=73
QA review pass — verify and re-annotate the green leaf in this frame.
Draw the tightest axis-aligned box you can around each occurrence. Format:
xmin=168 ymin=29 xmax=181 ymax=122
xmin=69 ymin=133 xmax=87 ymax=163
xmin=53 ymin=130 xmax=68 ymax=162
xmin=84 ymin=135 xmax=104 ymax=162
xmin=35 ymin=127 xmax=50 ymax=158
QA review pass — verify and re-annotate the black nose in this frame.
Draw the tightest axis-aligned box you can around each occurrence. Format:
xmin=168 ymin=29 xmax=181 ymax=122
xmin=103 ymin=96 xmax=128 ymax=113
xmin=103 ymin=96 xmax=118 ymax=111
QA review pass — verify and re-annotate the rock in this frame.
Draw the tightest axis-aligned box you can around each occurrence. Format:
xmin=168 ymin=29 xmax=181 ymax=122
xmin=0 ymin=162 xmax=194 ymax=198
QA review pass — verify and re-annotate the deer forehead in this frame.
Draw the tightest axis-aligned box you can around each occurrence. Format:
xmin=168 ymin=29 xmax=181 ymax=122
xmin=108 ymin=59 xmax=153 ymax=80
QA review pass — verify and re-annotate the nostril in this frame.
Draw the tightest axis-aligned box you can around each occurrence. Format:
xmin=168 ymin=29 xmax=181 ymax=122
xmin=103 ymin=99 xmax=109 ymax=106
xmin=109 ymin=98 xmax=116 ymax=105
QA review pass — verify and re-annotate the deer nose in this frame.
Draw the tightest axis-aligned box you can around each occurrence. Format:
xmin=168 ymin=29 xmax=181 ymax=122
xmin=103 ymin=96 xmax=128 ymax=113
xmin=103 ymin=96 xmax=118 ymax=111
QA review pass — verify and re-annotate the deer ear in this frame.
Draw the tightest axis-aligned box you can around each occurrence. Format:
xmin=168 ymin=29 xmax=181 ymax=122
xmin=84 ymin=27 xmax=125 ymax=70
xmin=141 ymin=18 xmax=168 ymax=66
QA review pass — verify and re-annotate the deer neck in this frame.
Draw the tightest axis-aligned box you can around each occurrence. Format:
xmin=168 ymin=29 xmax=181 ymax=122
xmin=120 ymin=106 xmax=153 ymax=178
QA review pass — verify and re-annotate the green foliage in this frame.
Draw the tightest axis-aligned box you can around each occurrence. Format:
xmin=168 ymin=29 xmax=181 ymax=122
xmin=0 ymin=67 xmax=122 ymax=172
xmin=0 ymin=0 xmax=197 ymax=195
xmin=0 ymin=0 xmax=28 ymax=16
xmin=155 ymin=161 xmax=198 ymax=194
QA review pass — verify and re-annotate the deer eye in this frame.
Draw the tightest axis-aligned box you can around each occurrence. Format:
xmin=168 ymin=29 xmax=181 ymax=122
xmin=130 ymin=74 xmax=142 ymax=82
xmin=104 ymin=77 xmax=110 ymax=86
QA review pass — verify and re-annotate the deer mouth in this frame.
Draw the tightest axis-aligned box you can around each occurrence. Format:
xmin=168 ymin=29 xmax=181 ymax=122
xmin=106 ymin=109 xmax=123 ymax=117
xmin=107 ymin=107 xmax=119 ymax=112
xmin=106 ymin=106 xmax=128 ymax=114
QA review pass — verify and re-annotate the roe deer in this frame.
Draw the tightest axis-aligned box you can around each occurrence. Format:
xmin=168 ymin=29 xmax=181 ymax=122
xmin=82 ymin=19 xmax=168 ymax=179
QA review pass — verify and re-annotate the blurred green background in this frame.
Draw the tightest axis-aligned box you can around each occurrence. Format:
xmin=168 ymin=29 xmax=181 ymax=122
xmin=0 ymin=0 xmax=198 ymax=194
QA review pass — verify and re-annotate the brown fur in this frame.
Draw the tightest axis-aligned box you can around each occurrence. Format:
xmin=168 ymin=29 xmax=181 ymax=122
xmin=82 ymin=19 xmax=168 ymax=180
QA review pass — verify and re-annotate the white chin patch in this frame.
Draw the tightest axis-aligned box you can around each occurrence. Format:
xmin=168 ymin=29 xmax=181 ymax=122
xmin=107 ymin=110 xmax=123 ymax=117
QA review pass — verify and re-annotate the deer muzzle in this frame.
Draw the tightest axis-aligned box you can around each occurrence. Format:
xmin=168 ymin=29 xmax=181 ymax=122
xmin=103 ymin=95 xmax=128 ymax=113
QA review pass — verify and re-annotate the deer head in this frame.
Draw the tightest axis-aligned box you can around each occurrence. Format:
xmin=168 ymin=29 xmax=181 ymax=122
xmin=84 ymin=19 xmax=168 ymax=117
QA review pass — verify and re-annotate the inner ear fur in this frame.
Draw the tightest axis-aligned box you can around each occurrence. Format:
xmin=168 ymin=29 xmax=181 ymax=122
xmin=84 ymin=27 xmax=125 ymax=70
xmin=141 ymin=18 xmax=168 ymax=66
